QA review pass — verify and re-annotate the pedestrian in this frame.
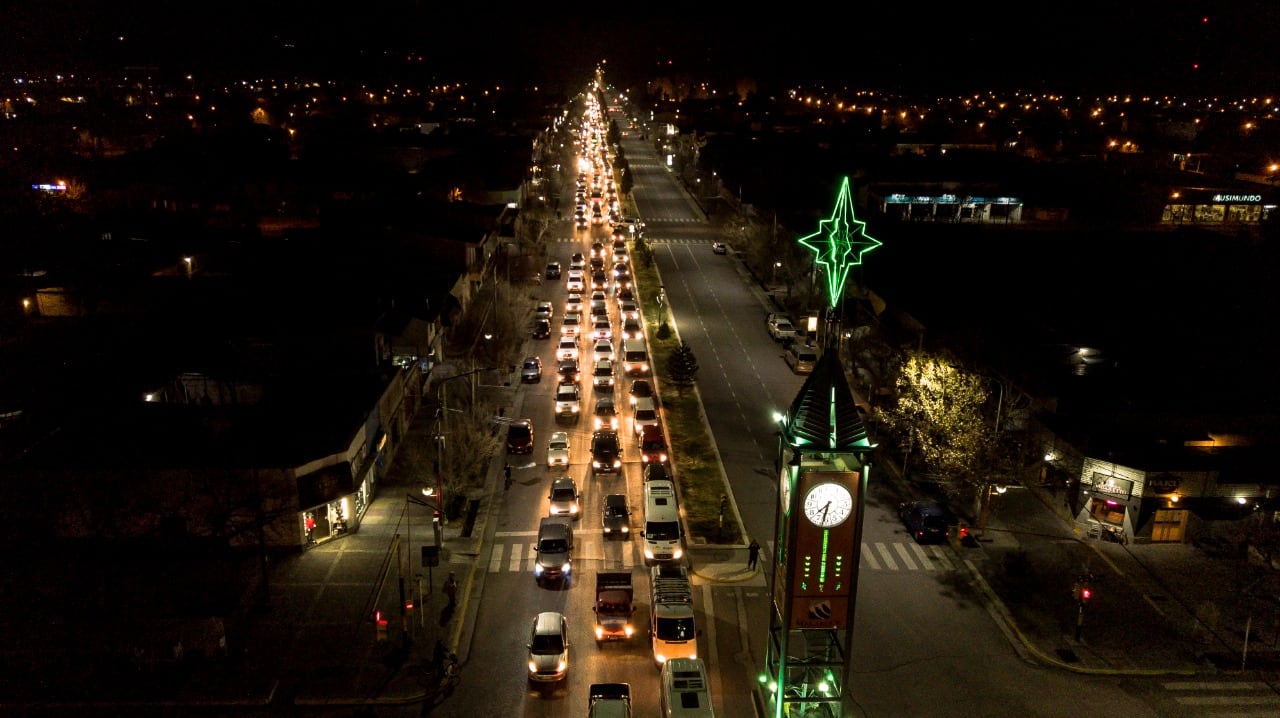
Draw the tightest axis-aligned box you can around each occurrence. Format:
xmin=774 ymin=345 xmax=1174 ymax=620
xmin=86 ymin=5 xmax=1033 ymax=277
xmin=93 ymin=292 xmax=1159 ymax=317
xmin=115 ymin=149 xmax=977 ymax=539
xmin=443 ymin=571 xmax=458 ymax=608
xmin=432 ymin=638 xmax=447 ymax=677
xmin=748 ymin=538 xmax=761 ymax=570
xmin=504 ymin=463 xmax=512 ymax=491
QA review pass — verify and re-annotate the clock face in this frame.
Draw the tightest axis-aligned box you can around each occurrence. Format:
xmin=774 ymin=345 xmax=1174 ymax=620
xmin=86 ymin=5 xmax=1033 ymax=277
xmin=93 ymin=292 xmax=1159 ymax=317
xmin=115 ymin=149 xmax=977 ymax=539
xmin=802 ymin=482 xmax=853 ymax=528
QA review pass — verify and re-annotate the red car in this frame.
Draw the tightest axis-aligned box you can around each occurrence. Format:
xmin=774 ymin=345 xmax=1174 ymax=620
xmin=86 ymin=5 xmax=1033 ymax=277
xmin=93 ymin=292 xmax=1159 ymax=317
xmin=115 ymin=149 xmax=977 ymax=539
xmin=507 ymin=419 xmax=534 ymax=454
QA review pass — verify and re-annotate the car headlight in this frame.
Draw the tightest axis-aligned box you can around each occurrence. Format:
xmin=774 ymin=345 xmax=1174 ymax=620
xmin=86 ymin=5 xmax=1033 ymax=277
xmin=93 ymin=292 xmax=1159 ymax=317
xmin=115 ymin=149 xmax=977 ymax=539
xmin=644 ymin=548 xmax=654 ymax=559
xmin=556 ymin=659 xmax=567 ymax=673
xmin=528 ymin=661 xmax=538 ymax=673
xmin=595 ymin=626 xmax=605 ymax=640
xmin=561 ymin=562 xmax=571 ymax=573
xmin=621 ymin=526 xmax=629 ymax=533
xmin=535 ymin=565 xmax=544 ymax=576
xmin=624 ymin=625 xmax=635 ymax=637
xmin=612 ymin=459 xmax=621 ymax=468
xmin=659 ymin=453 xmax=668 ymax=462
xmin=592 ymin=460 xmax=600 ymax=468
xmin=570 ymin=504 xmax=579 ymax=514
xmin=672 ymin=547 xmax=684 ymax=559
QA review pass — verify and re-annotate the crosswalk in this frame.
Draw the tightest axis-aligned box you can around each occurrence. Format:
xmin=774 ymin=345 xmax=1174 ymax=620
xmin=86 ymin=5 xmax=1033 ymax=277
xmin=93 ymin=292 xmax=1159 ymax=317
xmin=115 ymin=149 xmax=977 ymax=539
xmin=486 ymin=534 xmax=959 ymax=575
xmin=1161 ymin=680 xmax=1280 ymax=716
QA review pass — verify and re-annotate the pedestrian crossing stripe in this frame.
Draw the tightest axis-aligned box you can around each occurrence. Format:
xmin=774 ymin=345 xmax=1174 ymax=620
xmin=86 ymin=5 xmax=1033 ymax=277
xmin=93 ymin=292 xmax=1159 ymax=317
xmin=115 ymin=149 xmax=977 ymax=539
xmin=486 ymin=539 xmax=957 ymax=574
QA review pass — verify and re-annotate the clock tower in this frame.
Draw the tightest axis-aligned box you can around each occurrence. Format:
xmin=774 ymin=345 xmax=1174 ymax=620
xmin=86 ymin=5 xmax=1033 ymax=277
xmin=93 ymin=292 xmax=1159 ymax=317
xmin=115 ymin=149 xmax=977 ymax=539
xmin=761 ymin=347 xmax=873 ymax=718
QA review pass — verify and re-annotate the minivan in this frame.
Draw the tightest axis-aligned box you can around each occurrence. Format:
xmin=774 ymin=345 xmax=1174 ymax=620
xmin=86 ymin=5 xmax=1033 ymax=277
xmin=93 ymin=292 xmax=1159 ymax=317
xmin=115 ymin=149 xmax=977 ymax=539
xmin=620 ymin=338 xmax=650 ymax=376
xmin=641 ymin=480 xmax=683 ymax=564
xmin=660 ymin=658 xmax=714 ymax=717
xmin=784 ymin=345 xmax=818 ymax=375
xmin=507 ymin=419 xmax=534 ymax=454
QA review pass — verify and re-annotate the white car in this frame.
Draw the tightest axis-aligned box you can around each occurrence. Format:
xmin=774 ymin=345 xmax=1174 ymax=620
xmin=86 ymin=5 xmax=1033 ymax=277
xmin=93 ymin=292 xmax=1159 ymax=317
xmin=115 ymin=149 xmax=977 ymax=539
xmin=565 ymin=293 xmax=584 ymax=314
xmin=592 ymin=317 xmax=613 ymax=341
xmin=566 ymin=270 xmax=585 ymax=293
xmin=548 ymin=477 xmax=581 ymax=518
xmin=619 ymin=300 xmax=639 ymax=321
xmin=557 ymin=337 xmax=579 ymax=361
xmin=546 ymin=431 xmax=571 ymax=468
xmin=561 ymin=312 xmax=583 ymax=339
xmin=593 ymin=339 xmax=615 ymax=363
xmin=535 ymin=302 xmax=554 ymax=321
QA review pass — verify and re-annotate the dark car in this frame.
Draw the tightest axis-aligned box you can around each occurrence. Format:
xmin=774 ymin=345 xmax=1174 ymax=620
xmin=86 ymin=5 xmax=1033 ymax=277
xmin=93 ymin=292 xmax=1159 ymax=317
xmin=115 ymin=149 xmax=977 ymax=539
xmin=711 ymin=241 xmax=728 ymax=254
xmin=628 ymin=379 xmax=654 ymax=407
xmin=557 ymin=358 xmax=581 ymax=384
xmin=507 ymin=419 xmax=535 ymax=455
xmin=602 ymin=494 xmax=630 ymax=538
xmin=545 ymin=261 xmax=562 ymax=280
xmin=898 ymin=499 xmax=954 ymax=544
xmin=532 ymin=318 xmax=552 ymax=339
xmin=590 ymin=430 xmax=622 ymax=475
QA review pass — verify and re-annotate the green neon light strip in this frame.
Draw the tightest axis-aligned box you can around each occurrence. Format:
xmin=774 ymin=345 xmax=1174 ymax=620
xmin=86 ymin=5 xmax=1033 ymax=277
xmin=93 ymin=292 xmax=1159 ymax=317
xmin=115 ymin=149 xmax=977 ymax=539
xmin=819 ymin=529 xmax=829 ymax=587
xmin=797 ymin=176 xmax=882 ymax=309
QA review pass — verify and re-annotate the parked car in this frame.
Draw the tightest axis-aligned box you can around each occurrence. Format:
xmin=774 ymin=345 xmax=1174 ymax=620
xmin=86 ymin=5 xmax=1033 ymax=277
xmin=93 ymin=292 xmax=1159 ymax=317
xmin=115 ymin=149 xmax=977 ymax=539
xmin=521 ymin=356 xmax=543 ymax=383
xmin=545 ymin=261 xmax=562 ymax=280
xmin=784 ymin=344 xmax=818 ymax=374
xmin=711 ymin=241 xmax=728 ymax=255
xmin=767 ymin=312 xmax=799 ymax=342
xmin=548 ymin=476 xmax=581 ymax=518
xmin=507 ymin=419 xmax=534 ymax=455
xmin=535 ymin=301 xmax=554 ymax=321
xmin=532 ymin=318 xmax=552 ymax=340
xmin=546 ymin=431 xmax=571 ymax=468
xmin=898 ymin=500 xmax=955 ymax=544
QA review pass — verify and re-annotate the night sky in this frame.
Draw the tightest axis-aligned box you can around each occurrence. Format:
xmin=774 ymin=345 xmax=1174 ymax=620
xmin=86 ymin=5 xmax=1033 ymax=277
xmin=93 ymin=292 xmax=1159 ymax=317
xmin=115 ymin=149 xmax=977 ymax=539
xmin=2 ymin=1 xmax=1278 ymax=93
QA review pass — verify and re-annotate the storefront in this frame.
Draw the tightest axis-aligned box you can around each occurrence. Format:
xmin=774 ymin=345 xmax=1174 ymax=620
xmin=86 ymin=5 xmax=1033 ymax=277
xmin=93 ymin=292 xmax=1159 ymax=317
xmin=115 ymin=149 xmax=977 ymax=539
xmin=1161 ymin=188 xmax=1276 ymax=227
xmin=297 ymin=462 xmax=360 ymax=549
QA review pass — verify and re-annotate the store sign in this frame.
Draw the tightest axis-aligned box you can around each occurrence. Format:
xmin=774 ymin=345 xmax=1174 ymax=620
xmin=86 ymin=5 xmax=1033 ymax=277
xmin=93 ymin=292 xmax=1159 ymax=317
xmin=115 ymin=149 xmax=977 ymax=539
xmin=1147 ymin=474 xmax=1181 ymax=492
xmin=1089 ymin=473 xmax=1134 ymax=499
xmin=1213 ymin=194 xmax=1262 ymax=203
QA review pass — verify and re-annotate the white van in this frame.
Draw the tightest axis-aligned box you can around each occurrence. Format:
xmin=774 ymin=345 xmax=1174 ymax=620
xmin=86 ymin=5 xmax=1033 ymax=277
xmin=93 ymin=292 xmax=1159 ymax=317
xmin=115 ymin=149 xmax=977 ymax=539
xmin=660 ymin=657 xmax=714 ymax=717
xmin=620 ymin=338 xmax=650 ymax=376
xmin=641 ymin=480 xmax=683 ymax=564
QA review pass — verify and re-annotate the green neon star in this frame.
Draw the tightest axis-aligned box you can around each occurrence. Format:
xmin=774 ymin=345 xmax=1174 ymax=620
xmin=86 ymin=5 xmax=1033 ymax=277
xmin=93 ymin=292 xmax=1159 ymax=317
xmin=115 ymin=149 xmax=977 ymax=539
xmin=798 ymin=177 xmax=882 ymax=308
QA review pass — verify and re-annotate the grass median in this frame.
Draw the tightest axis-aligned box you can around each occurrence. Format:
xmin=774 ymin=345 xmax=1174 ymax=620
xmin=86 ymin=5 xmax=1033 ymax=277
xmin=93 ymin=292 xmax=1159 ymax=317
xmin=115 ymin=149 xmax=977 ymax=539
xmin=631 ymin=238 xmax=744 ymax=545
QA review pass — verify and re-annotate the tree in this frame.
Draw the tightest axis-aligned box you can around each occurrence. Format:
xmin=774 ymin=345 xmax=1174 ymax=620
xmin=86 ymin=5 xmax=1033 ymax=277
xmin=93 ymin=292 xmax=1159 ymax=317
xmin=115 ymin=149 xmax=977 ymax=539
xmin=666 ymin=342 xmax=700 ymax=396
xmin=877 ymin=349 xmax=995 ymax=497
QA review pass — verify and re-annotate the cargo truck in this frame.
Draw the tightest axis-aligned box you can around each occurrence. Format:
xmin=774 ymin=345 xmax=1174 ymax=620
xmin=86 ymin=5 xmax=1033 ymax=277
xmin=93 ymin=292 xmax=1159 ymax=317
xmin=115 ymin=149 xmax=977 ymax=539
xmin=593 ymin=571 xmax=636 ymax=641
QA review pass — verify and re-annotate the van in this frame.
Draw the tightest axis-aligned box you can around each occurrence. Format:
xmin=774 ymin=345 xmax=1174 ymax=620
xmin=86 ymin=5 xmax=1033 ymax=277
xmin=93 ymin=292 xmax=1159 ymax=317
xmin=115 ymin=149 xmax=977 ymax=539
xmin=620 ymin=338 xmax=650 ymax=376
xmin=632 ymin=396 xmax=659 ymax=438
xmin=660 ymin=658 xmax=714 ymax=717
xmin=534 ymin=517 xmax=573 ymax=585
xmin=641 ymin=480 xmax=683 ymax=564
xmin=784 ymin=345 xmax=818 ymax=375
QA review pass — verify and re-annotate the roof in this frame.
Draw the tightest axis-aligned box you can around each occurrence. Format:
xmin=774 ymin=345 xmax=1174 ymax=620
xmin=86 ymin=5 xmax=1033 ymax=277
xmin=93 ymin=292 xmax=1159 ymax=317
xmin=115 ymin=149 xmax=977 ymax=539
xmin=782 ymin=348 xmax=871 ymax=453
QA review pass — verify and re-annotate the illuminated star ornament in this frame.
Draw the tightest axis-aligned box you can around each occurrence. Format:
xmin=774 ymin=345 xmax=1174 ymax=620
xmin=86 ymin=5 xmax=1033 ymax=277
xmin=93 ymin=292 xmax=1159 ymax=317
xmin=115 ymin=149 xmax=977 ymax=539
xmin=798 ymin=177 xmax=882 ymax=308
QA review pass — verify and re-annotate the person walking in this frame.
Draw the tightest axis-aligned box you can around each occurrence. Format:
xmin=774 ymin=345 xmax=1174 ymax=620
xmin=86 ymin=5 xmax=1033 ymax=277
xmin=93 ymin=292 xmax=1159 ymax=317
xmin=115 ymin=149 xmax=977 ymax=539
xmin=504 ymin=463 xmax=513 ymax=491
xmin=747 ymin=538 xmax=761 ymax=570
xmin=443 ymin=571 xmax=458 ymax=608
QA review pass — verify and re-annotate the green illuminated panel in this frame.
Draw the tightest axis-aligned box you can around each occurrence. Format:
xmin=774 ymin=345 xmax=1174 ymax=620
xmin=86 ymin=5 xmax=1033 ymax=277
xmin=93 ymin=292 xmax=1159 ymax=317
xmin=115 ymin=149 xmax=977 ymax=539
xmin=798 ymin=176 xmax=882 ymax=308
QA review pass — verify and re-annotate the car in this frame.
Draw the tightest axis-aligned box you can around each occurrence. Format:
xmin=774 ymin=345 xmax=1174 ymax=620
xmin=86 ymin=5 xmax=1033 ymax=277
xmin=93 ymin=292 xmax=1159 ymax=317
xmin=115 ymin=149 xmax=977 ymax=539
xmin=591 ymin=271 xmax=609 ymax=292
xmin=507 ymin=419 xmax=534 ymax=455
xmin=591 ymin=241 xmax=606 ymax=258
xmin=615 ymin=286 xmax=635 ymax=303
xmin=591 ymin=290 xmax=607 ymax=303
xmin=548 ymin=476 xmax=581 ymax=518
xmin=591 ymin=430 xmax=622 ymax=474
xmin=570 ymin=252 xmax=586 ymax=270
xmin=611 ymin=225 xmax=628 ymax=242
xmin=612 ymin=248 xmax=629 ymax=265
xmin=593 ymin=339 xmax=615 ymax=363
xmin=565 ymin=293 xmax=584 ymax=314
xmin=521 ymin=356 xmax=543 ymax=383
xmin=711 ymin=241 xmax=728 ymax=254
xmin=767 ymin=312 xmax=799 ymax=342
xmin=556 ymin=337 xmax=580 ymax=361
xmin=527 ymin=611 xmax=570 ymax=683
xmin=535 ymin=301 xmax=554 ymax=321
xmin=619 ymin=300 xmax=639 ymax=320
xmin=557 ymin=358 xmax=581 ymax=384
xmin=642 ymin=461 xmax=670 ymax=483
xmin=592 ymin=317 xmax=613 ymax=341
xmin=547 ymin=431 xmax=571 ymax=468
xmin=631 ymin=396 xmax=659 ymax=438
xmin=628 ymin=379 xmax=654 ymax=407
xmin=612 ymin=264 xmax=632 ymax=288
xmin=898 ymin=499 xmax=955 ymax=544
xmin=566 ymin=271 xmax=585 ymax=293
xmin=575 ymin=214 xmax=588 ymax=230
xmin=592 ymin=395 xmax=619 ymax=431
xmin=784 ymin=344 xmax=818 ymax=374
xmin=561 ymin=311 xmax=583 ymax=338
xmin=555 ymin=382 xmax=581 ymax=420
xmin=532 ymin=318 xmax=552 ymax=340
xmin=544 ymin=262 xmax=561 ymax=280
xmin=639 ymin=423 xmax=668 ymax=464
xmin=602 ymin=494 xmax=630 ymax=538
xmin=592 ymin=359 xmax=616 ymax=390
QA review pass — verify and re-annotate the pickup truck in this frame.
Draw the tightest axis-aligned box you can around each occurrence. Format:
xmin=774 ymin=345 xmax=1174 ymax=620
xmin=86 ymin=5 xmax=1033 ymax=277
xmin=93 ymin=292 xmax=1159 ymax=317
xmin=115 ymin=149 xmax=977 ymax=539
xmin=593 ymin=572 xmax=635 ymax=641
xmin=766 ymin=312 xmax=798 ymax=342
xmin=588 ymin=682 xmax=632 ymax=717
